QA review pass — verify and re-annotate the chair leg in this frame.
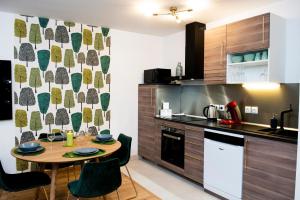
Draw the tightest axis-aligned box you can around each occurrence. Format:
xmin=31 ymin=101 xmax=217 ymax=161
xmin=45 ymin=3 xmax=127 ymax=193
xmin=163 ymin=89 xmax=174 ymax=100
xmin=125 ymin=165 xmax=138 ymax=198
xmin=35 ymin=187 xmax=40 ymax=200
xmin=66 ymin=191 xmax=70 ymax=200
xmin=67 ymin=167 xmax=70 ymax=183
xmin=42 ymin=186 xmax=49 ymax=200
xmin=116 ymin=190 xmax=120 ymax=200
xmin=73 ymin=165 xmax=77 ymax=180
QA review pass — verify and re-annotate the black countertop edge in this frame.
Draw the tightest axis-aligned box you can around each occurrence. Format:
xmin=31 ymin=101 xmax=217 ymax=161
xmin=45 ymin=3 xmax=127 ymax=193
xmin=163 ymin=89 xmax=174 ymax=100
xmin=139 ymin=83 xmax=180 ymax=86
xmin=155 ymin=117 xmax=298 ymax=144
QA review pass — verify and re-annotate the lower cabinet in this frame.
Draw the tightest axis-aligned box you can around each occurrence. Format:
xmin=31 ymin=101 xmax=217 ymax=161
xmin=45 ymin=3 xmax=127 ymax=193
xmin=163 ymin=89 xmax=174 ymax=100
xmin=139 ymin=118 xmax=297 ymax=198
xmin=184 ymin=125 xmax=204 ymax=184
xmin=243 ymin=136 xmax=297 ymax=200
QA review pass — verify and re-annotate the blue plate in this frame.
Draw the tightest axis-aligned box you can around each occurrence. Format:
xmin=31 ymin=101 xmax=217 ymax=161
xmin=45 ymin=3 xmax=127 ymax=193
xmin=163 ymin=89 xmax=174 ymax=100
xmin=96 ymin=134 xmax=112 ymax=141
xmin=17 ymin=146 xmax=44 ymax=154
xmin=73 ymin=148 xmax=99 ymax=155
xmin=18 ymin=142 xmax=40 ymax=152
xmin=94 ymin=137 xmax=114 ymax=142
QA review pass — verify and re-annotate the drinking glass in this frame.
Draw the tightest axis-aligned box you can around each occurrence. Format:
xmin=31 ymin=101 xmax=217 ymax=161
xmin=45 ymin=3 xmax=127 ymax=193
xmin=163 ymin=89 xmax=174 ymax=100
xmin=47 ymin=133 xmax=56 ymax=150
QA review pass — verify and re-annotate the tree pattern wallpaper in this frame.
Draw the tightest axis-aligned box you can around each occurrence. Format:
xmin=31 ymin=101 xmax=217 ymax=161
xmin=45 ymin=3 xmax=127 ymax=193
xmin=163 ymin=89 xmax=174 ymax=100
xmin=13 ymin=14 xmax=111 ymax=169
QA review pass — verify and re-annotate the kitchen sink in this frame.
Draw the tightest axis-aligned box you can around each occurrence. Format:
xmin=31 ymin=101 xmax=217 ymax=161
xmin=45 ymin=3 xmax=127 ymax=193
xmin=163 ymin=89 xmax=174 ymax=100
xmin=258 ymin=128 xmax=298 ymax=138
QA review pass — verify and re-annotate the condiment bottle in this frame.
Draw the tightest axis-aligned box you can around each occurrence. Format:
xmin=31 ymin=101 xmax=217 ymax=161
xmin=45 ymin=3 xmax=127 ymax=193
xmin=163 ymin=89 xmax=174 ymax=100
xmin=66 ymin=130 xmax=74 ymax=147
xmin=270 ymin=114 xmax=278 ymax=130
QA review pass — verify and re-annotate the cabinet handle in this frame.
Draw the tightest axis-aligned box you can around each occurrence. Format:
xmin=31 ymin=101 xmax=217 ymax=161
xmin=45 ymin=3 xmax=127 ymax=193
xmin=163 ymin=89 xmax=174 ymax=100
xmin=262 ymin=16 xmax=265 ymax=45
xmin=150 ymin=88 xmax=153 ymax=106
xmin=244 ymin=139 xmax=248 ymax=171
xmin=220 ymin=42 xmax=223 ymax=65
xmin=163 ymin=133 xmax=181 ymax=141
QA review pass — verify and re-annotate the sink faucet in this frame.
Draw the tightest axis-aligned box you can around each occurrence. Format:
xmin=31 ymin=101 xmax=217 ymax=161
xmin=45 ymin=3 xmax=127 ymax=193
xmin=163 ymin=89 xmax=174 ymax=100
xmin=279 ymin=104 xmax=293 ymax=131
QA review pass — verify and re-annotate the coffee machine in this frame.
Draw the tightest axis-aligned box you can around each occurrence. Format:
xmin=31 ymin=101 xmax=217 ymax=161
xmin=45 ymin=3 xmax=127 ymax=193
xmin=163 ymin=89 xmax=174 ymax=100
xmin=220 ymin=101 xmax=242 ymax=125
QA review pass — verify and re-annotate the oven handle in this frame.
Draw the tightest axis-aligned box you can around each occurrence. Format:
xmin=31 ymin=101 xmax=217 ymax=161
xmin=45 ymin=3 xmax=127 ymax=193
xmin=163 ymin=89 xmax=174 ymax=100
xmin=163 ymin=133 xmax=181 ymax=141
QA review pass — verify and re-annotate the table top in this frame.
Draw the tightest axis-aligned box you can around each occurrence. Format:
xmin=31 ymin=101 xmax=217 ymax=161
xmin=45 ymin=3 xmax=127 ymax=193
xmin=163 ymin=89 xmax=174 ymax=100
xmin=11 ymin=136 xmax=121 ymax=163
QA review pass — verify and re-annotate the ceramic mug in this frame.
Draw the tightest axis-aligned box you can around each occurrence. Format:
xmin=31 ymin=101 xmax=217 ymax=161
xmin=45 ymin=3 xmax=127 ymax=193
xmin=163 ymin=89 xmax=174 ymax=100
xmin=254 ymin=52 xmax=261 ymax=61
xmin=262 ymin=50 xmax=268 ymax=60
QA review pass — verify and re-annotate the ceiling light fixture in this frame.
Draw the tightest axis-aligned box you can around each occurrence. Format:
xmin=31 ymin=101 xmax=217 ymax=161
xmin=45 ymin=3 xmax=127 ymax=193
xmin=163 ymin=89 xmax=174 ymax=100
xmin=153 ymin=6 xmax=193 ymax=23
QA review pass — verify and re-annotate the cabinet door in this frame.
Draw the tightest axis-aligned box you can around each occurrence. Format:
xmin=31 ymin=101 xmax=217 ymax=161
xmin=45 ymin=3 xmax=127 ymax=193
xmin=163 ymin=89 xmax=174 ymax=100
xmin=227 ymin=13 xmax=270 ymax=53
xmin=204 ymin=25 xmax=227 ymax=84
xmin=184 ymin=126 xmax=204 ymax=183
xmin=138 ymin=86 xmax=156 ymax=161
xmin=243 ymin=136 xmax=297 ymax=200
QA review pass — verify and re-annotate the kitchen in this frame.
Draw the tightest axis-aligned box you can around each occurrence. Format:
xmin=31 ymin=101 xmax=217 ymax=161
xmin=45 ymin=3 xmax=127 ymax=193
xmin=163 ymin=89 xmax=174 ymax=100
xmin=0 ymin=0 xmax=299 ymax=200
xmin=139 ymin=10 xmax=299 ymax=200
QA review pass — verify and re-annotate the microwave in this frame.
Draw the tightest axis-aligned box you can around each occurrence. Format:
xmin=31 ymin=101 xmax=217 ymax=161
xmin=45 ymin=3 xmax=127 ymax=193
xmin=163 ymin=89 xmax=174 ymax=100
xmin=144 ymin=68 xmax=171 ymax=84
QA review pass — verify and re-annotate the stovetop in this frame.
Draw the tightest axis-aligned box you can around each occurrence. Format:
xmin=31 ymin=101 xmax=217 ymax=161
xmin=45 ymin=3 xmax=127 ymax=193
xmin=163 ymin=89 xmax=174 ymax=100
xmin=162 ymin=115 xmax=206 ymax=123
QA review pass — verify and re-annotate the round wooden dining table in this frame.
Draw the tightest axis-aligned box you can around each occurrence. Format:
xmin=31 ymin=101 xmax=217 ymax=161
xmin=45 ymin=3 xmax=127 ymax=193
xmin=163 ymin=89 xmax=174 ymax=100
xmin=11 ymin=135 xmax=121 ymax=200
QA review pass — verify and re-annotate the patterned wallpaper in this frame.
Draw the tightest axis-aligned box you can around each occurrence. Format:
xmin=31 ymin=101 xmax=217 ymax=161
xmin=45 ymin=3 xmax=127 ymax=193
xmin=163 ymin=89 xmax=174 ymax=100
xmin=13 ymin=15 xmax=111 ymax=143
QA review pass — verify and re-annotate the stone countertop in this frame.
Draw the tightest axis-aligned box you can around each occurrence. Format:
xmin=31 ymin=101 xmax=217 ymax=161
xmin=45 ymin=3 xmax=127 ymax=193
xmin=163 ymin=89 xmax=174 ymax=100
xmin=155 ymin=116 xmax=298 ymax=144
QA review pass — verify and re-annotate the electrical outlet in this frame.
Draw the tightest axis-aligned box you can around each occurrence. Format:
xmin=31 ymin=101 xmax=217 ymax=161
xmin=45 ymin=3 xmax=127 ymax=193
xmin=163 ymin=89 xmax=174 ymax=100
xmin=245 ymin=106 xmax=252 ymax=114
xmin=219 ymin=105 xmax=225 ymax=111
xmin=214 ymin=104 xmax=220 ymax=110
xmin=251 ymin=106 xmax=258 ymax=114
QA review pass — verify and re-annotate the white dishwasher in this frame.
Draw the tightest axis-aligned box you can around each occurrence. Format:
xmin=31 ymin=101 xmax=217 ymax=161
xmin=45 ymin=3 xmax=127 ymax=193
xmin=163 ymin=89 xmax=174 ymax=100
xmin=204 ymin=129 xmax=244 ymax=200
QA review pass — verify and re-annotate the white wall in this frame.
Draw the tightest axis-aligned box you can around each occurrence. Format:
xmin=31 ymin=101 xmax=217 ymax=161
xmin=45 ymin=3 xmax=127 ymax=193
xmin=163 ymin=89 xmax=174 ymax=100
xmin=0 ymin=11 xmax=17 ymax=173
xmin=162 ymin=0 xmax=300 ymax=83
xmin=162 ymin=31 xmax=185 ymax=76
xmin=110 ymin=29 xmax=164 ymax=155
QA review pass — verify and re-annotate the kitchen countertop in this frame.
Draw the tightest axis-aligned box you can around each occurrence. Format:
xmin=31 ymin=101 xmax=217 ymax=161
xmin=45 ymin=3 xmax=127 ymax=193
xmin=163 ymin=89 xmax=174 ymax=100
xmin=155 ymin=116 xmax=298 ymax=144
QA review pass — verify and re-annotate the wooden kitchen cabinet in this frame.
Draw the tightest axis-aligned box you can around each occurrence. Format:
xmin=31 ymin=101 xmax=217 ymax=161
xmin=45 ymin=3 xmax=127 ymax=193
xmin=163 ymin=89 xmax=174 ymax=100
xmin=184 ymin=125 xmax=204 ymax=184
xmin=243 ymin=136 xmax=297 ymax=200
xmin=204 ymin=25 xmax=227 ymax=84
xmin=138 ymin=85 xmax=157 ymax=162
xmin=226 ymin=13 xmax=270 ymax=53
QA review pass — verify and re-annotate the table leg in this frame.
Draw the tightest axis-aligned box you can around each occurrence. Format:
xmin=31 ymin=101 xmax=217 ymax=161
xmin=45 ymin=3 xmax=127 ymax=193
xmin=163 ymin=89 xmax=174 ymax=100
xmin=50 ymin=163 xmax=58 ymax=200
xmin=35 ymin=163 xmax=45 ymax=200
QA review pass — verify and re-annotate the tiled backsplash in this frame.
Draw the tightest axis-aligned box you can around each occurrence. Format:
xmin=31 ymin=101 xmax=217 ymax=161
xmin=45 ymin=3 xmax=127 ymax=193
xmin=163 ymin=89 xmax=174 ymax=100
xmin=156 ymin=84 xmax=299 ymax=128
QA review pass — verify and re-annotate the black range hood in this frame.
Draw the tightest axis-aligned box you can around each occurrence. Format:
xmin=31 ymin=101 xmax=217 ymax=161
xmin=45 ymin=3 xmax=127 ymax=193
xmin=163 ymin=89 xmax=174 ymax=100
xmin=184 ymin=22 xmax=206 ymax=80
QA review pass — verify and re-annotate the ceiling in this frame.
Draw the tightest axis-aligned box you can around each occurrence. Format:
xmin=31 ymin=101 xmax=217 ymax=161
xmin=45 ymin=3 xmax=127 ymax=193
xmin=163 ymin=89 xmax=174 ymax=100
xmin=0 ymin=0 xmax=280 ymax=36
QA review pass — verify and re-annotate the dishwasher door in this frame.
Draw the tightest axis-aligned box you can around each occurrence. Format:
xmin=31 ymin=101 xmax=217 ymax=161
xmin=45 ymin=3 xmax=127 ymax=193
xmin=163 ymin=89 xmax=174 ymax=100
xmin=204 ymin=129 xmax=244 ymax=200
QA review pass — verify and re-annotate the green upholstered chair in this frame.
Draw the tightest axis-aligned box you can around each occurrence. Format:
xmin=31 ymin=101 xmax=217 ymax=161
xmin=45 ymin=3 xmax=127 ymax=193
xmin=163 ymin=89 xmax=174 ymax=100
xmin=107 ymin=133 xmax=137 ymax=198
xmin=0 ymin=161 xmax=50 ymax=199
xmin=67 ymin=158 xmax=121 ymax=200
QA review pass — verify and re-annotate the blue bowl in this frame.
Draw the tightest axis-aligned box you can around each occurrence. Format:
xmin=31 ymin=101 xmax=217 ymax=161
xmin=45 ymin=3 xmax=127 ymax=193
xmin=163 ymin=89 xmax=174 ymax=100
xmin=19 ymin=142 xmax=40 ymax=152
xmin=96 ymin=134 xmax=112 ymax=141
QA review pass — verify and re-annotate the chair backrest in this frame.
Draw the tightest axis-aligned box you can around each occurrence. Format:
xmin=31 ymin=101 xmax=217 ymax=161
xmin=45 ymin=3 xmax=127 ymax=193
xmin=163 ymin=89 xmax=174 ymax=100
xmin=116 ymin=133 xmax=132 ymax=166
xmin=100 ymin=129 xmax=110 ymax=135
xmin=38 ymin=132 xmax=62 ymax=139
xmin=0 ymin=162 xmax=8 ymax=190
xmin=20 ymin=131 xmax=35 ymax=144
xmin=73 ymin=158 xmax=121 ymax=198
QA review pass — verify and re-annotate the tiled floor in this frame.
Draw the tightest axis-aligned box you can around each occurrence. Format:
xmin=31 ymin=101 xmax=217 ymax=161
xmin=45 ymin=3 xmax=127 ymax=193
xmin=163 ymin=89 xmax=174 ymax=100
xmin=125 ymin=157 xmax=219 ymax=200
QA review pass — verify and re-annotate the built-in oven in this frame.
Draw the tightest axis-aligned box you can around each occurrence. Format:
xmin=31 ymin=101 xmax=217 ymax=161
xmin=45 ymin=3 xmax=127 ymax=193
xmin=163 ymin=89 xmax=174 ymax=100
xmin=161 ymin=126 xmax=185 ymax=169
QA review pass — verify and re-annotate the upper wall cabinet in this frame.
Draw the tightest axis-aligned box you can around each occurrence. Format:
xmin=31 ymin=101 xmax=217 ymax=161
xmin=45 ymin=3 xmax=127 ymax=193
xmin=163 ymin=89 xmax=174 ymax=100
xmin=204 ymin=25 xmax=227 ymax=84
xmin=226 ymin=13 xmax=286 ymax=83
xmin=226 ymin=14 xmax=270 ymax=53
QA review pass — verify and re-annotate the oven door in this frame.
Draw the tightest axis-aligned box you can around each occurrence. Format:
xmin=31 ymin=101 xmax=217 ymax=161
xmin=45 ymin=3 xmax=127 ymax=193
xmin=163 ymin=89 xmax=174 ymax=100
xmin=161 ymin=127 xmax=185 ymax=169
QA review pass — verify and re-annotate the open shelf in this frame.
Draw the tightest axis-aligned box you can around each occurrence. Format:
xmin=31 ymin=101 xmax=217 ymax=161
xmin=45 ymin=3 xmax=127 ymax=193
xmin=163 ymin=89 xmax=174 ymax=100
xmin=227 ymin=60 xmax=268 ymax=67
